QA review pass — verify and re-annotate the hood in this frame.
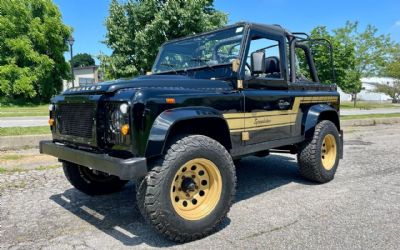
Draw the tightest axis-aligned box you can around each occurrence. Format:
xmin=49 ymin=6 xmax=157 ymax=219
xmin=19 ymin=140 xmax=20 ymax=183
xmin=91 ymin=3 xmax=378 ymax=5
xmin=62 ymin=75 xmax=233 ymax=95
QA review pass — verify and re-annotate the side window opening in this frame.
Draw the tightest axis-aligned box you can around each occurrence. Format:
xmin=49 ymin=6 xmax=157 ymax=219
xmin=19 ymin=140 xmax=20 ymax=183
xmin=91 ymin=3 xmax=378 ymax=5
xmin=295 ymin=47 xmax=312 ymax=81
xmin=246 ymin=37 xmax=282 ymax=79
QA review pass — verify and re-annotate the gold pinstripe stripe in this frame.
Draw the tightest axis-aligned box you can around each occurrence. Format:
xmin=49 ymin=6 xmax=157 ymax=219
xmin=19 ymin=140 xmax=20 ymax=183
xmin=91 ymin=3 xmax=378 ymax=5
xmin=230 ymin=122 xmax=293 ymax=133
xmin=223 ymin=96 xmax=338 ymax=133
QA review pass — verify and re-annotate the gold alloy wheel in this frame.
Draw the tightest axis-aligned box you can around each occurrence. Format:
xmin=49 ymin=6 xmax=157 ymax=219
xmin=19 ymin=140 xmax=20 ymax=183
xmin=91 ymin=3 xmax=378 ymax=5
xmin=170 ymin=158 xmax=222 ymax=221
xmin=321 ymin=134 xmax=337 ymax=170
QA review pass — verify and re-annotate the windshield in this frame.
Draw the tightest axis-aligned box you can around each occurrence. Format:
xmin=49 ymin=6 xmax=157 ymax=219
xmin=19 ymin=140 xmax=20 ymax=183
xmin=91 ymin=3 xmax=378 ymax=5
xmin=152 ymin=26 xmax=244 ymax=73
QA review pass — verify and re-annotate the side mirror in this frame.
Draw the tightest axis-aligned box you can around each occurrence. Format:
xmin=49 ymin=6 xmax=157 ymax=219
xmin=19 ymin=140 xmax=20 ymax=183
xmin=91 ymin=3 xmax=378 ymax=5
xmin=251 ymin=51 xmax=266 ymax=74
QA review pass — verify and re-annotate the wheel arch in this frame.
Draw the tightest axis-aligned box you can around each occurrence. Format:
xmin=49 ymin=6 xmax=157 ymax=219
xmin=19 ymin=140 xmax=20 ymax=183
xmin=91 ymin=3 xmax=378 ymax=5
xmin=303 ymin=104 xmax=340 ymax=139
xmin=145 ymin=107 xmax=232 ymax=158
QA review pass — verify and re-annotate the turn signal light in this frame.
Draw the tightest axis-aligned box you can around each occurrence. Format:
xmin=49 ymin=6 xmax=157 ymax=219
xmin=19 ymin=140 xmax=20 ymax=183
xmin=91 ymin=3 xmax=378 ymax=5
xmin=48 ymin=118 xmax=55 ymax=126
xmin=166 ymin=98 xmax=176 ymax=104
xmin=121 ymin=124 xmax=129 ymax=135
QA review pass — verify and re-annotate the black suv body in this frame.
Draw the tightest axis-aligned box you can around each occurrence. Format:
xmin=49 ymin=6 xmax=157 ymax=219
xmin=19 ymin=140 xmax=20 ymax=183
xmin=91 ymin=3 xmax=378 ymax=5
xmin=40 ymin=22 xmax=343 ymax=242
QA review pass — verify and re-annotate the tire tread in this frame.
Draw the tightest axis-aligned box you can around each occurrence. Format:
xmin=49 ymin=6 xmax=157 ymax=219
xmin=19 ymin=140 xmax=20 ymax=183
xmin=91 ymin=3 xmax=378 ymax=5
xmin=137 ymin=135 xmax=236 ymax=242
xmin=297 ymin=120 xmax=340 ymax=183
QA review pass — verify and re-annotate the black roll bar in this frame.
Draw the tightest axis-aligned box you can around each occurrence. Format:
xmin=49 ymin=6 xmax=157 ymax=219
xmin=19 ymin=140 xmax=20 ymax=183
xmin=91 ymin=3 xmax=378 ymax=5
xmin=288 ymin=33 xmax=336 ymax=83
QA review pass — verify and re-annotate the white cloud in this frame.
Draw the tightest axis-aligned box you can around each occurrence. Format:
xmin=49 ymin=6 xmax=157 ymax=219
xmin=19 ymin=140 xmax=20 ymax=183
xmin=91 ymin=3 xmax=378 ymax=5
xmin=394 ymin=20 xmax=400 ymax=27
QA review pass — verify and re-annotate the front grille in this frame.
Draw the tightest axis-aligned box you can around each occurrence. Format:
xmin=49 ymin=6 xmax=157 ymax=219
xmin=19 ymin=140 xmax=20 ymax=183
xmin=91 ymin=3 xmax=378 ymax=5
xmin=57 ymin=103 xmax=96 ymax=138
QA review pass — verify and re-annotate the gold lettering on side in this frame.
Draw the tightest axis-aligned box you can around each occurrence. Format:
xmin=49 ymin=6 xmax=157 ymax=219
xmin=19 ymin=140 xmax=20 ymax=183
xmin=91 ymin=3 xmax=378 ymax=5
xmin=254 ymin=117 xmax=271 ymax=125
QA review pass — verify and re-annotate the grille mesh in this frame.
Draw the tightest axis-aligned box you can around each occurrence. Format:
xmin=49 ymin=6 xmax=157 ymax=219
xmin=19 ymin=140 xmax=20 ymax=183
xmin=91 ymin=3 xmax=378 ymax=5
xmin=58 ymin=103 xmax=96 ymax=138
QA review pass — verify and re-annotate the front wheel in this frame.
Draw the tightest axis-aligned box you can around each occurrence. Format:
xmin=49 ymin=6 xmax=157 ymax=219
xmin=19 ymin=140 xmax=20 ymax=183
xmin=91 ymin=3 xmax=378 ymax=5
xmin=63 ymin=162 xmax=129 ymax=195
xmin=137 ymin=135 xmax=236 ymax=242
xmin=297 ymin=120 xmax=341 ymax=183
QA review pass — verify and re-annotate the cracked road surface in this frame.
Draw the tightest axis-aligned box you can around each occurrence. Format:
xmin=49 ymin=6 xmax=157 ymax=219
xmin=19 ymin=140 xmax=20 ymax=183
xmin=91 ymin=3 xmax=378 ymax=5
xmin=1 ymin=124 xmax=400 ymax=249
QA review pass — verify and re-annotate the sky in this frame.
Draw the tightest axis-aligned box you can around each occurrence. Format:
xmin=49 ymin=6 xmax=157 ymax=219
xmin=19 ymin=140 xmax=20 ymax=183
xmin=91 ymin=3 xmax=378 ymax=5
xmin=54 ymin=0 xmax=400 ymax=62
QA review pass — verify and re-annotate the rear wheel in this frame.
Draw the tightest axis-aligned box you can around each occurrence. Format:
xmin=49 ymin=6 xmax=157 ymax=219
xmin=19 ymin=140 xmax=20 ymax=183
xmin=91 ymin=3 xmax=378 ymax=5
xmin=136 ymin=135 xmax=236 ymax=242
xmin=63 ymin=162 xmax=128 ymax=195
xmin=297 ymin=120 xmax=340 ymax=183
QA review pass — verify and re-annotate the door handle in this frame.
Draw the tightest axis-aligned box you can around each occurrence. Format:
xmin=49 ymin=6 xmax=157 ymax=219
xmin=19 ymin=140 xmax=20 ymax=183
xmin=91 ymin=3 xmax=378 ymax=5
xmin=278 ymin=100 xmax=290 ymax=110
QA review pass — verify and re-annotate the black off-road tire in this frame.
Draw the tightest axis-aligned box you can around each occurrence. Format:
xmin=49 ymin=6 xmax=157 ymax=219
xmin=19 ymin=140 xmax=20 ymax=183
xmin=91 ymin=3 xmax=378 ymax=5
xmin=297 ymin=120 xmax=340 ymax=183
xmin=135 ymin=177 xmax=146 ymax=218
xmin=136 ymin=135 xmax=236 ymax=242
xmin=63 ymin=162 xmax=129 ymax=196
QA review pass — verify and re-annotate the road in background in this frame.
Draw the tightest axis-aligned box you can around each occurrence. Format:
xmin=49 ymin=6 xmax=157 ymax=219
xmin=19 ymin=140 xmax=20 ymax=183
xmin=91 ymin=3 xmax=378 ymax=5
xmin=0 ymin=116 xmax=48 ymax=128
xmin=1 ymin=124 xmax=399 ymax=249
xmin=340 ymin=108 xmax=400 ymax=116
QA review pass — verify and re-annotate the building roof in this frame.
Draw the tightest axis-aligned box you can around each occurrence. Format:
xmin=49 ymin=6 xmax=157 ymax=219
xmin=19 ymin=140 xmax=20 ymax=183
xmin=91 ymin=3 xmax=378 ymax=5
xmin=73 ymin=65 xmax=99 ymax=70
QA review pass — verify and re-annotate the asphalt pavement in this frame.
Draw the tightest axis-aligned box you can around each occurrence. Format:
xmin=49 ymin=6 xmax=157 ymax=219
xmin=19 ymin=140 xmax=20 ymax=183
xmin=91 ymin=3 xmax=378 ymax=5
xmin=1 ymin=124 xmax=399 ymax=249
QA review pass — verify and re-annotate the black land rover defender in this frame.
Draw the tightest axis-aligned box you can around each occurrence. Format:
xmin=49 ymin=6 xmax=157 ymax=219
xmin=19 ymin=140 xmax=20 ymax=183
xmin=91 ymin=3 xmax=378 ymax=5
xmin=40 ymin=22 xmax=343 ymax=242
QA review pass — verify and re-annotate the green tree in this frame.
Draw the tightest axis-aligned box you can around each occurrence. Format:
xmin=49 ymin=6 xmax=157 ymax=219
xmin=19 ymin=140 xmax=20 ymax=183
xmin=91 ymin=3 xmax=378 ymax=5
xmin=334 ymin=21 xmax=394 ymax=77
xmin=385 ymin=61 xmax=400 ymax=79
xmin=72 ymin=53 xmax=95 ymax=68
xmin=377 ymin=45 xmax=400 ymax=103
xmin=296 ymin=25 xmax=361 ymax=103
xmin=376 ymin=81 xmax=400 ymax=103
xmin=306 ymin=21 xmax=395 ymax=106
xmin=0 ymin=0 xmax=72 ymax=103
xmin=385 ymin=45 xmax=400 ymax=79
xmin=100 ymin=0 xmax=227 ymax=79
xmin=303 ymin=26 xmax=361 ymax=95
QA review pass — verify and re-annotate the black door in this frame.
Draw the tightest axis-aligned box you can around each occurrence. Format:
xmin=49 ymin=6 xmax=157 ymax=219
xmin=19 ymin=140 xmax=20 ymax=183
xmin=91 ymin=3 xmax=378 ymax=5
xmin=242 ymin=30 xmax=292 ymax=144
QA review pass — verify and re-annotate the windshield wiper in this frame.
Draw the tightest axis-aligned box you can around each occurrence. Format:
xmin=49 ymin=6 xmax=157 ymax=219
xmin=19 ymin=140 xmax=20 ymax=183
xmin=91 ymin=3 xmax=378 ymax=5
xmin=190 ymin=57 xmax=211 ymax=63
xmin=160 ymin=63 xmax=178 ymax=74
xmin=190 ymin=57 xmax=216 ymax=72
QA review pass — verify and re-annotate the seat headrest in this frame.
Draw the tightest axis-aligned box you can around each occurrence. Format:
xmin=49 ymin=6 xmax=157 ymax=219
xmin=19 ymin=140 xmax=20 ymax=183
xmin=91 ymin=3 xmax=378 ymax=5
xmin=265 ymin=56 xmax=280 ymax=74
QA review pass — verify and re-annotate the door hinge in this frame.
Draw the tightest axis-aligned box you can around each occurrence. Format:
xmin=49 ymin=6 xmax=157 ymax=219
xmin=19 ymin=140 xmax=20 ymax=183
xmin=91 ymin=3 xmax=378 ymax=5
xmin=241 ymin=131 xmax=249 ymax=141
xmin=237 ymin=80 xmax=243 ymax=89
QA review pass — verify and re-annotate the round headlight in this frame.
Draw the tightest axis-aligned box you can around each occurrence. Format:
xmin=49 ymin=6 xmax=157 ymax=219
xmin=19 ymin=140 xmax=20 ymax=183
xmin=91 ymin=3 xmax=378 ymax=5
xmin=110 ymin=110 xmax=124 ymax=131
xmin=120 ymin=103 xmax=129 ymax=114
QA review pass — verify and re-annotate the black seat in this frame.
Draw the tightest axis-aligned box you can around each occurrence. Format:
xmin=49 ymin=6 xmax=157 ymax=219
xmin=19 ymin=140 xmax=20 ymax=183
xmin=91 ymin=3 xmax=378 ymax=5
xmin=265 ymin=56 xmax=281 ymax=78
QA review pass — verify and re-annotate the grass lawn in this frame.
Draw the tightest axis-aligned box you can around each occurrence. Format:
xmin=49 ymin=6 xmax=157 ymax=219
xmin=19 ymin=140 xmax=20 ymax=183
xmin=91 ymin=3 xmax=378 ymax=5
xmin=341 ymin=113 xmax=400 ymax=120
xmin=0 ymin=104 xmax=48 ymax=117
xmin=0 ymin=126 xmax=50 ymax=136
xmin=340 ymin=101 xmax=399 ymax=110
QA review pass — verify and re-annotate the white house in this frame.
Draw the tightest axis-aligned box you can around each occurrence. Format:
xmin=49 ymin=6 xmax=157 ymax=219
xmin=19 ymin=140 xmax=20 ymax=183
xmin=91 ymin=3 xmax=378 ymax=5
xmin=63 ymin=65 xmax=102 ymax=90
xmin=336 ymin=87 xmax=351 ymax=101
xmin=338 ymin=77 xmax=394 ymax=102
xmin=357 ymin=77 xmax=393 ymax=101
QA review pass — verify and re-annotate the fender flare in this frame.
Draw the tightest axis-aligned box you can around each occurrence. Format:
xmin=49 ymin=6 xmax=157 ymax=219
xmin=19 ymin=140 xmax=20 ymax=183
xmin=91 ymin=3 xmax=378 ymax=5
xmin=145 ymin=106 xmax=231 ymax=158
xmin=303 ymin=104 xmax=340 ymax=139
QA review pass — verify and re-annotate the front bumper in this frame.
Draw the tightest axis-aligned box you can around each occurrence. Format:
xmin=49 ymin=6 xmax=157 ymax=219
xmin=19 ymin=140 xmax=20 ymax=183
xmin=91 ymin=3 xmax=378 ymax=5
xmin=39 ymin=140 xmax=147 ymax=180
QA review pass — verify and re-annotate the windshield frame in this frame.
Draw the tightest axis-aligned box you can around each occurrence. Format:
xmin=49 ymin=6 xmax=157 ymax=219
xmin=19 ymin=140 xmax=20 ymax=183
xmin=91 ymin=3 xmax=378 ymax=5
xmin=151 ymin=24 xmax=248 ymax=74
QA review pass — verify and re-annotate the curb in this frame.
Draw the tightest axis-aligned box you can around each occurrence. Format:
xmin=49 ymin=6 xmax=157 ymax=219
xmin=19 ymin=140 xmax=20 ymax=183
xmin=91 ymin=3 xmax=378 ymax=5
xmin=0 ymin=134 xmax=51 ymax=150
xmin=341 ymin=117 xmax=400 ymax=127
